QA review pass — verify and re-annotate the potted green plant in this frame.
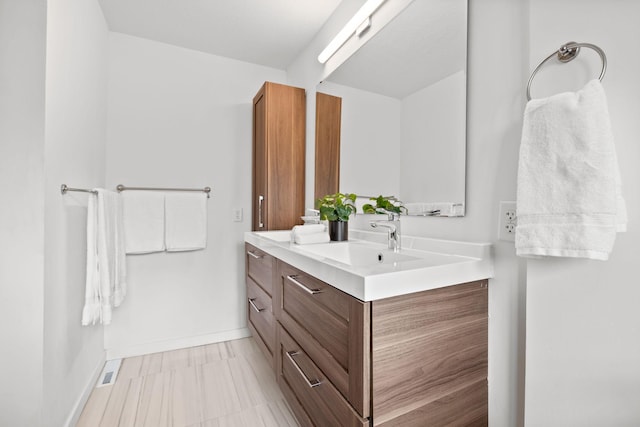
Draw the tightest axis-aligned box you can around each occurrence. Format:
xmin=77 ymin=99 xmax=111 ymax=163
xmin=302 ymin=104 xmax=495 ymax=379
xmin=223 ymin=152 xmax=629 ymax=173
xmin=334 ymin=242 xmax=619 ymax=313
xmin=362 ymin=195 xmax=407 ymax=216
xmin=316 ymin=192 xmax=357 ymax=241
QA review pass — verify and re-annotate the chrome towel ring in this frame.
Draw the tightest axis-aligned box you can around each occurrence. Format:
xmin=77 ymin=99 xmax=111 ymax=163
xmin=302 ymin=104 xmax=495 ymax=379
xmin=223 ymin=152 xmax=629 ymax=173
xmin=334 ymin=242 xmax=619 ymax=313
xmin=526 ymin=41 xmax=607 ymax=101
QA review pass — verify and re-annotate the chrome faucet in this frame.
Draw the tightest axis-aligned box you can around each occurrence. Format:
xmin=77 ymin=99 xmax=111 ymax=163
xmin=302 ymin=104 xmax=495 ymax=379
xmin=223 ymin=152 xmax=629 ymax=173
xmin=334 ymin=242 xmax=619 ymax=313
xmin=370 ymin=213 xmax=401 ymax=252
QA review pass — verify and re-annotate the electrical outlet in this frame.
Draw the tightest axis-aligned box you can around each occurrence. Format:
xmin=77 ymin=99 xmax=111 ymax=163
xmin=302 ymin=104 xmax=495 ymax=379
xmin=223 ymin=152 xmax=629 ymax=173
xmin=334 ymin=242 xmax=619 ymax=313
xmin=232 ymin=208 xmax=243 ymax=222
xmin=498 ymin=201 xmax=517 ymax=242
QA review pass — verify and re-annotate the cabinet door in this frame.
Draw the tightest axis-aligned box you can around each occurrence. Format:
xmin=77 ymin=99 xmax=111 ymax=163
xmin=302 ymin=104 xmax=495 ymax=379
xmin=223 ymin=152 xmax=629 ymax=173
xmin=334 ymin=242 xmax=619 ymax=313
xmin=314 ymin=92 xmax=341 ymax=201
xmin=252 ymin=84 xmax=268 ymax=231
xmin=252 ymin=82 xmax=306 ymax=231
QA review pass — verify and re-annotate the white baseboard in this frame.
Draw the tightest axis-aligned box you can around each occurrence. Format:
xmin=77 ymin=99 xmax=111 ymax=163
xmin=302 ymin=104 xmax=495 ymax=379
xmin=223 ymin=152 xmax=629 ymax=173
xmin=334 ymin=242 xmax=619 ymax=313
xmin=64 ymin=352 xmax=106 ymax=427
xmin=105 ymin=327 xmax=251 ymax=360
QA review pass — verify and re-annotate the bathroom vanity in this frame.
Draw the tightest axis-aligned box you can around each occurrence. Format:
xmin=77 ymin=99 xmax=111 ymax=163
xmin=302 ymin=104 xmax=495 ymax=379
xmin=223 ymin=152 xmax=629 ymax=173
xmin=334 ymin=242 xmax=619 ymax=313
xmin=245 ymin=230 xmax=492 ymax=426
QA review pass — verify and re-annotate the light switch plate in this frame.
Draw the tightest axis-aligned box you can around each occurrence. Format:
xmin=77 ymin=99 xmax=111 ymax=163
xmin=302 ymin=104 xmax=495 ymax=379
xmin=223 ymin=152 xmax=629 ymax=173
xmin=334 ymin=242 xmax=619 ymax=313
xmin=232 ymin=208 xmax=243 ymax=222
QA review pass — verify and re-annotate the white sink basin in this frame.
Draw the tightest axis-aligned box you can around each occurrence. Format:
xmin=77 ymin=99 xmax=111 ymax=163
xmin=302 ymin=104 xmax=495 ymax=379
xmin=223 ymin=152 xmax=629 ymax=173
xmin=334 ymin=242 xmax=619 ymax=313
xmin=296 ymin=241 xmax=419 ymax=266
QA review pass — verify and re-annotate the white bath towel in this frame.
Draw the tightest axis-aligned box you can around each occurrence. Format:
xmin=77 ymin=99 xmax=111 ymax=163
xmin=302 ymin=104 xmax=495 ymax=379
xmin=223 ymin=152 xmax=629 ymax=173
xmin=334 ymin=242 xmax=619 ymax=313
xmin=165 ymin=193 xmax=208 ymax=251
xmin=294 ymin=232 xmax=330 ymax=245
xmin=291 ymin=224 xmax=329 ymax=244
xmin=122 ymin=191 xmax=166 ymax=254
xmin=83 ymin=193 xmax=100 ymax=325
xmin=516 ymin=79 xmax=626 ymax=260
xmin=291 ymin=224 xmax=326 ymax=236
xmin=82 ymin=189 xmax=127 ymax=325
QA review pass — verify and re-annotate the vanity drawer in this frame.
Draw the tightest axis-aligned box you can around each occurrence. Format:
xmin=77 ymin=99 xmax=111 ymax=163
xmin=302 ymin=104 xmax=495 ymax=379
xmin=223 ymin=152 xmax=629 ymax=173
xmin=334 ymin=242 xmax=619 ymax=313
xmin=246 ymin=243 xmax=274 ymax=296
xmin=276 ymin=260 xmax=370 ymax=418
xmin=247 ymin=277 xmax=274 ymax=357
xmin=278 ymin=325 xmax=368 ymax=427
xmin=278 ymin=262 xmax=350 ymax=366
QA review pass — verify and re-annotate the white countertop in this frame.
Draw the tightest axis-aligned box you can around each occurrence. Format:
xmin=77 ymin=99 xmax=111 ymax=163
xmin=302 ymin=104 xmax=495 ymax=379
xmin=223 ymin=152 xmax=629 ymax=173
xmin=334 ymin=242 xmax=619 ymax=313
xmin=244 ymin=229 xmax=493 ymax=301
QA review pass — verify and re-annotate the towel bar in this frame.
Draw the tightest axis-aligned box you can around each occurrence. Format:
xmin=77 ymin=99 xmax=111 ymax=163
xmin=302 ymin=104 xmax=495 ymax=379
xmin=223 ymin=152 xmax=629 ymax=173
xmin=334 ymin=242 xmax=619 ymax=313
xmin=61 ymin=184 xmax=212 ymax=198
xmin=60 ymin=184 xmax=97 ymax=195
xmin=526 ymin=41 xmax=607 ymax=101
xmin=116 ymin=184 xmax=211 ymax=198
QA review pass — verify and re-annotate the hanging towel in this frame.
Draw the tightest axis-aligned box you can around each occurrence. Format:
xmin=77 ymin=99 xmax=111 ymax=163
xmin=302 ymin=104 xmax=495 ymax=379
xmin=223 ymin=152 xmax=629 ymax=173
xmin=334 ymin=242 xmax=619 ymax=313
xmin=516 ymin=79 xmax=627 ymax=260
xmin=165 ymin=192 xmax=208 ymax=251
xmin=82 ymin=189 xmax=127 ymax=325
xmin=122 ymin=191 xmax=166 ymax=254
xmin=83 ymin=193 xmax=100 ymax=325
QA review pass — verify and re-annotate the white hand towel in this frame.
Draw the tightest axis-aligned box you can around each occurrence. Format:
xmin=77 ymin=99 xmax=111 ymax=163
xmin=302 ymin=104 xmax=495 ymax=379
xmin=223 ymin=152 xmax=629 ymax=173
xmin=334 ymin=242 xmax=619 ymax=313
xmin=82 ymin=189 xmax=127 ymax=325
xmin=294 ymin=232 xmax=330 ymax=245
xmin=516 ymin=79 xmax=626 ymax=260
xmin=165 ymin=193 xmax=208 ymax=251
xmin=291 ymin=224 xmax=325 ymax=236
xmin=82 ymin=193 xmax=100 ymax=325
xmin=122 ymin=191 xmax=166 ymax=254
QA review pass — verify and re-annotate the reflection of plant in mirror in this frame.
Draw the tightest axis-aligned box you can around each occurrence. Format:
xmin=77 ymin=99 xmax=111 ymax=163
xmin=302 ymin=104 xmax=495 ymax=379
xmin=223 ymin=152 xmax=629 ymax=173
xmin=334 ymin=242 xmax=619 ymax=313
xmin=317 ymin=192 xmax=357 ymax=222
xmin=362 ymin=195 xmax=407 ymax=215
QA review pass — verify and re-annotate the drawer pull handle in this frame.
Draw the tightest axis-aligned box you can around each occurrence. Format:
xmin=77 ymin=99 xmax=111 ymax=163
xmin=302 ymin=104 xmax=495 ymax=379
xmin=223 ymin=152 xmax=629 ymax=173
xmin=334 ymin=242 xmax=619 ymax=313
xmin=247 ymin=250 xmax=263 ymax=259
xmin=248 ymin=298 xmax=264 ymax=313
xmin=286 ymin=275 xmax=322 ymax=295
xmin=286 ymin=351 xmax=321 ymax=388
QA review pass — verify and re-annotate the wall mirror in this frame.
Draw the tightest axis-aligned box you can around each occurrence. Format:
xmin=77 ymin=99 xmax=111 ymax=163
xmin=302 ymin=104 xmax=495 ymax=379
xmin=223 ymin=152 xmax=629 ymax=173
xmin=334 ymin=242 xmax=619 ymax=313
xmin=315 ymin=0 xmax=468 ymax=216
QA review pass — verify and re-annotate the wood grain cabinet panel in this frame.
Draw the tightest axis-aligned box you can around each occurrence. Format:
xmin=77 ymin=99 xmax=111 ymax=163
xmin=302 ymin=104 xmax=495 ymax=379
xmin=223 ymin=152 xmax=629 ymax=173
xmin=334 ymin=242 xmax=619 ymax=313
xmin=276 ymin=260 xmax=370 ymax=419
xmin=245 ymin=243 xmax=276 ymax=367
xmin=314 ymin=92 xmax=342 ymax=201
xmin=371 ymin=280 xmax=488 ymax=426
xmin=247 ymin=277 xmax=274 ymax=353
xmin=252 ymin=82 xmax=305 ymax=231
xmin=277 ymin=325 xmax=368 ymax=427
xmin=246 ymin=243 xmax=275 ymax=296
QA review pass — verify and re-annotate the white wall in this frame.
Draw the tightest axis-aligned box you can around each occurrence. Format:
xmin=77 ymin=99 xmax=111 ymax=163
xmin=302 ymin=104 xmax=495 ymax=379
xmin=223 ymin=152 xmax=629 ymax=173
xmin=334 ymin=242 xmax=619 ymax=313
xmin=0 ymin=1 xmax=46 ymax=425
xmin=43 ymin=0 xmax=109 ymax=425
xmin=524 ymin=1 xmax=640 ymax=425
xmin=104 ymin=33 xmax=287 ymax=357
xmin=400 ymin=70 xmax=466 ymax=203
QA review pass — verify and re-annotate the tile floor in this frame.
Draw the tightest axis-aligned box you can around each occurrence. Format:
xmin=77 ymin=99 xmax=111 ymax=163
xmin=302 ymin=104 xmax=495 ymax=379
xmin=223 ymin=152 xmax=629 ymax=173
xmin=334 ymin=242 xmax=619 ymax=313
xmin=76 ymin=337 xmax=299 ymax=427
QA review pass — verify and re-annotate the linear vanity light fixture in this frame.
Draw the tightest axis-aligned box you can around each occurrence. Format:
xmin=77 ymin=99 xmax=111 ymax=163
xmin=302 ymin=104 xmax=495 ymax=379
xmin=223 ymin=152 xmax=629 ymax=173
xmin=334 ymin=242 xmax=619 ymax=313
xmin=317 ymin=0 xmax=386 ymax=64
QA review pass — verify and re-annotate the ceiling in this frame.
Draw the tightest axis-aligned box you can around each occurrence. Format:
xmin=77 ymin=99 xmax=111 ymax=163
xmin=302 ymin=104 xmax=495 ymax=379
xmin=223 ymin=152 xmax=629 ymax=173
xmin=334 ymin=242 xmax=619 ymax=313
xmin=97 ymin=0 xmax=343 ymax=69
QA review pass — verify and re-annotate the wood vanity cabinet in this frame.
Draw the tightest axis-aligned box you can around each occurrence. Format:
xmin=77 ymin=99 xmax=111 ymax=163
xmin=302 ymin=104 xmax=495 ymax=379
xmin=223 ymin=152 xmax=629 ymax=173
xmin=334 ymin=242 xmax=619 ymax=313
xmin=252 ymin=81 xmax=306 ymax=231
xmin=244 ymin=247 xmax=488 ymax=426
xmin=273 ymin=260 xmax=488 ymax=427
